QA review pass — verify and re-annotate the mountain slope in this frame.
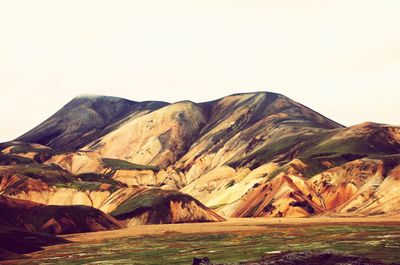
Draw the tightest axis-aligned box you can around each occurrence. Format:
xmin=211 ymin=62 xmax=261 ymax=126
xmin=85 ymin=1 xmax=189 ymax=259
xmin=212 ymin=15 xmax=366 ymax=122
xmin=17 ymin=95 xmax=168 ymax=150
xmin=0 ymin=163 xmax=224 ymax=225
xmin=16 ymin=92 xmax=342 ymax=166
xmin=110 ymin=189 xmax=225 ymax=225
xmin=177 ymin=92 xmax=343 ymax=183
xmin=5 ymin=91 xmax=400 ymax=219
xmin=0 ymin=195 xmax=125 ymax=235
xmin=85 ymin=101 xmax=208 ymax=167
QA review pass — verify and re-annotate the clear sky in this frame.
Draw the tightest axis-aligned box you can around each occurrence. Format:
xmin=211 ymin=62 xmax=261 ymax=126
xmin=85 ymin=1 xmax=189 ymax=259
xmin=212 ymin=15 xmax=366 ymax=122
xmin=1 ymin=0 xmax=399 ymax=142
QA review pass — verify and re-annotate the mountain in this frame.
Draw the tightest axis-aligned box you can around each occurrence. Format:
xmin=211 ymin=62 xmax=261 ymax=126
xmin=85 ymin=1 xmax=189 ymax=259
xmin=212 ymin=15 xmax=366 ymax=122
xmin=16 ymin=95 xmax=168 ymax=150
xmin=1 ymin=91 xmax=400 ymax=224
xmin=0 ymin=195 xmax=125 ymax=234
xmin=16 ymin=92 xmax=342 ymax=166
xmin=0 ymin=163 xmax=224 ymax=226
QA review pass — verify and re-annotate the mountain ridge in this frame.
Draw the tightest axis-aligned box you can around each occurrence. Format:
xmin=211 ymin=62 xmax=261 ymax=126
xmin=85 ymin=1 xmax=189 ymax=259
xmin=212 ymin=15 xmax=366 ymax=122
xmin=1 ymin=91 xmax=399 ymax=225
xmin=15 ymin=92 xmax=344 ymax=151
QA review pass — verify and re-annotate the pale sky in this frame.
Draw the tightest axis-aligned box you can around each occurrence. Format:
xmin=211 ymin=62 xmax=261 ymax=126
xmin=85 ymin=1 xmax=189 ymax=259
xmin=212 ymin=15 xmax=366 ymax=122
xmin=1 ymin=0 xmax=399 ymax=142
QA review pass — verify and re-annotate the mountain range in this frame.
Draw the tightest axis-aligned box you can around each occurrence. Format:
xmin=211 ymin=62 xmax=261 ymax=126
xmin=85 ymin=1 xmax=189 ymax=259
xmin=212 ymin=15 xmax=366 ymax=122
xmin=1 ymin=91 xmax=399 ymax=253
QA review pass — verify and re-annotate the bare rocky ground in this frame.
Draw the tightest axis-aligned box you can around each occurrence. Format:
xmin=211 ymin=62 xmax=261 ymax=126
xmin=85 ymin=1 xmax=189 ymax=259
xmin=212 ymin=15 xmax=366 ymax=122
xmin=193 ymin=251 xmax=399 ymax=265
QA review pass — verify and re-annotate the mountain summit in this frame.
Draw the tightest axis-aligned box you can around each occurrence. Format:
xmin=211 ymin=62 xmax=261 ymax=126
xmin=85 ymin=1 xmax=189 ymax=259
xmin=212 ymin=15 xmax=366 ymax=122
xmin=17 ymin=92 xmax=342 ymax=160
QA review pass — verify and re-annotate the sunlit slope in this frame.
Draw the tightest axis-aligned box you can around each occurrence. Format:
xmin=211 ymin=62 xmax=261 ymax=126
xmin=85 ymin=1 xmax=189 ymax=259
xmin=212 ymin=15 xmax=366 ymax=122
xmin=183 ymin=123 xmax=400 ymax=217
xmin=85 ymin=101 xmax=208 ymax=167
xmin=0 ymin=162 xmax=224 ymax=225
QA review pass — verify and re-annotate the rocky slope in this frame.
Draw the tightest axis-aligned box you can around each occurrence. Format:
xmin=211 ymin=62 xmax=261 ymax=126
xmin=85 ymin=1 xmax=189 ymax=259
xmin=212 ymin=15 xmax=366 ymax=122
xmin=16 ymin=92 xmax=342 ymax=167
xmin=110 ymin=189 xmax=225 ymax=225
xmin=16 ymin=95 xmax=168 ymax=150
xmin=2 ymin=91 xmax=400 ymax=219
xmin=0 ymin=195 xmax=125 ymax=235
xmin=0 ymin=163 xmax=224 ymax=225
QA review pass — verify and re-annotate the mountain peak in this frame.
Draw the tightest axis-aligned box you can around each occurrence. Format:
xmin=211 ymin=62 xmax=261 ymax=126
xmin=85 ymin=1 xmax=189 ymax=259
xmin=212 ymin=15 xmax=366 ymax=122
xmin=73 ymin=93 xmax=104 ymax=99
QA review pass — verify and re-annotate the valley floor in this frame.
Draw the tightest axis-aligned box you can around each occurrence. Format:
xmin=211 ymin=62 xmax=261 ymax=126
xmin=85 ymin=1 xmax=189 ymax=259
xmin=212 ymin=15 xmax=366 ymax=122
xmin=4 ymin=217 xmax=400 ymax=264
xmin=62 ymin=217 xmax=400 ymax=243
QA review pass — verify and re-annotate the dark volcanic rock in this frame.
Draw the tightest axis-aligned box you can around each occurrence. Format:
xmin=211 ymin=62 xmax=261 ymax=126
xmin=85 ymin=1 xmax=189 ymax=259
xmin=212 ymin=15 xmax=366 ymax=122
xmin=0 ymin=225 xmax=68 ymax=261
xmin=193 ymin=251 xmax=398 ymax=265
xmin=248 ymin=251 xmax=393 ymax=265
xmin=193 ymin=257 xmax=213 ymax=265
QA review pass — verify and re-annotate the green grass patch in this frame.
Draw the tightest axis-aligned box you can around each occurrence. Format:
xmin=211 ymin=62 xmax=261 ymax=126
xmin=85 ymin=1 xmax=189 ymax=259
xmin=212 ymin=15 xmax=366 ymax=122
xmin=22 ymin=224 xmax=400 ymax=265
xmin=53 ymin=181 xmax=102 ymax=192
xmin=102 ymin=158 xmax=159 ymax=171
xmin=2 ymin=164 xmax=74 ymax=186
xmin=111 ymin=189 xmax=182 ymax=217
